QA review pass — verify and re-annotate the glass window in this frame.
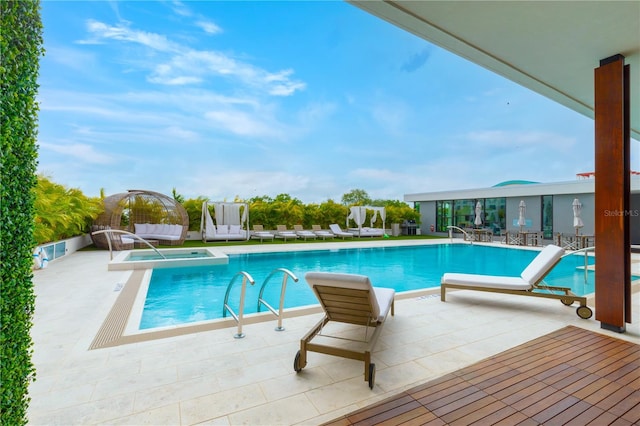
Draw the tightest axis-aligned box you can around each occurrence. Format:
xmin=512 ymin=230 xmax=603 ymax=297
xmin=453 ymin=199 xmax=475 ymax=229
xmin=484 ymin=198 xmax=506 ymax=233
xmin=542 ymin=195 xmax=553 ymax=239
xmin=436 ymin=201 xmax=452 ymax=232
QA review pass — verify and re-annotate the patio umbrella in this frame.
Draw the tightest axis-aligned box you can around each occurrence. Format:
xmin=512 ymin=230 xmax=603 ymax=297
xmin=518 ymin=200 xmax=527 ymax=231
xmin=474 ymin=201 xmax=483 ymax=227
xmin=572 ymin=198 xmax=584 ymax=235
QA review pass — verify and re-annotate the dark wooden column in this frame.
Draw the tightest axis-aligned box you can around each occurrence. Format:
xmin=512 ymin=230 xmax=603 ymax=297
xmin=594 ymin=54 xmax=631 ymax=333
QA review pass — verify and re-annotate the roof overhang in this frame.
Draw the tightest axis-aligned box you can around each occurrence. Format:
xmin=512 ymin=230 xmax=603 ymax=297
xmin=349 ymin=0 xmax=640 ymax=140
xmin=404 ymin=176 xmax=640 ymax=202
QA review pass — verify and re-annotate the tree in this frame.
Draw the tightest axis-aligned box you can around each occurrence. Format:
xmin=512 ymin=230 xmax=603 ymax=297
xmin=341 ymin=189 xmax=371 ymax=206
xmin=272 ymin=194 xmax=304 ymax=226
xmin=1 ymin=1 xmax=44 ymax=423
xmin=33 ymin=176 xmax=103 ymax=244
xmin=182 ymin=196 xmax=209 ymax=231
xmin=171 ymin=187 xmax=185 ymax=204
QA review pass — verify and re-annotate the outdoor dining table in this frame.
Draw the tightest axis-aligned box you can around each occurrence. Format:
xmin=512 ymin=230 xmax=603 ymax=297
xmin=472 ymin=229 xmax=493 ymax=242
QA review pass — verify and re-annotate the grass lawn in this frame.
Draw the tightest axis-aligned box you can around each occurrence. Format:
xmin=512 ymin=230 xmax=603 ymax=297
xmin=178 ymin=234 xmax=443 ymax=248
xmin=81 ymin=234 xmax=444 ymax=251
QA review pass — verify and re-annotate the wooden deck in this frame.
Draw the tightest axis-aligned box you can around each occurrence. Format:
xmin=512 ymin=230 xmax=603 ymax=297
xmin=324 ymin=326 xmax=640 ymax=425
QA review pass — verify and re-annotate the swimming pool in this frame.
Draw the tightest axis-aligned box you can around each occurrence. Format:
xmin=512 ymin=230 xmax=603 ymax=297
xmin=138 ymin=244 xmax=599 ymax=330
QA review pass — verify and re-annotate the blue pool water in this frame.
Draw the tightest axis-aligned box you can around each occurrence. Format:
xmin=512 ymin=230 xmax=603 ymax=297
xmin=139 ymin=244 xmax=601 ymax=330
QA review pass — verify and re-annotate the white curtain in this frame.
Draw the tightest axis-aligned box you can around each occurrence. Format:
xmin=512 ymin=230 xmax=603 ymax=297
xmin=209 ymin=202 xmax=248 ymax=227
xmin=200 ymin=201 xmax=217 ymax=238
xmin=370 ymin=207 xmax=386 ymax=227
xmin=224 ymin=203 xmax=241 ymax=225
xmin=347 ymin=206 xmax=366 ymax=228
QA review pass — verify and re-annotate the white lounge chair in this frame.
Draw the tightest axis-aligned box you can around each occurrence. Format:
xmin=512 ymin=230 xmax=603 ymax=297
xmin=294 ymin=272 xmax=395 ymax=389
xmin=276 ymin=225 xmax=298 ymax=241
xmin=251 ymin=225 xmax=275 ymax=242
xmin=441 ymin=244 xmax=592 ymax=319
xmin=329 ymin=223 xmax=354 ymax=239
xmin=293 ymin=225 xmax=317 ymax=241
xmin=312 ymin=225 xmax=334 ymax=240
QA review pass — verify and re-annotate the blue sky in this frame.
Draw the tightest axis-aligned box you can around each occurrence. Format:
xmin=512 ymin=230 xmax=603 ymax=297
xmin=37 ymin=1 xmax=636 ymax=203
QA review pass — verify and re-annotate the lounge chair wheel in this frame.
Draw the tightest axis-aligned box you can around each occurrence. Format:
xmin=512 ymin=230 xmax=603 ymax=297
xmin=368 ymin=363 xmax=375 ymax=389
xmin=561 ymin=298 xmax=574 ymax=306
xmin=294 ymin=350 xmax=303 ymax=372
xmin=576 ymin=306 xmax=593 ymax=319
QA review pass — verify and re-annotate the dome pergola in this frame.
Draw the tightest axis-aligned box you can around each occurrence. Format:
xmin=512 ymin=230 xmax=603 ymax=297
xmin=91 ymin=189 xmax=189 ymax=249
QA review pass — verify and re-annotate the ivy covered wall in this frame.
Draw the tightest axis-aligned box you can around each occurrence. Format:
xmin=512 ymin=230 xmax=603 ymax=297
xmin=1 ymin=1 xmax=44 ymax=424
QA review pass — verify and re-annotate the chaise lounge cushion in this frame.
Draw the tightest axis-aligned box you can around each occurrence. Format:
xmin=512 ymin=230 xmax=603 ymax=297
xmin=440 ymin=273 xmax=530 ymax=291
xmin=520 ymin=244 xmax=565 ymax=285
xmin=305 ymin=272 xmax=394 ymax=322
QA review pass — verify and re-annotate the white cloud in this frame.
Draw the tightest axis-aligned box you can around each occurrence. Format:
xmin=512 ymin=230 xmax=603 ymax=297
xmin=184 ymin=170 xmax=311 ymax=200
xmin=204 ymin=110 xmax=280 ymax=137
xmin=39 ymin=142 xmax=115 ymax=165
xmin=196 ymin=20 xmax=223 ymax=35
xmin=82 ymin=20 xmax=181 ymax=52
xmin=80 ymin=19 xmax=305 ymax=96
xmin=171 ymin=1 xmax=192 ymax=17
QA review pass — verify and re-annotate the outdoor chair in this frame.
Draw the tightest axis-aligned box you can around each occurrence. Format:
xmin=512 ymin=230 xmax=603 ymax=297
xmin=294 ymin=272 xmax=395 ymax=389
xmin=441 ymin=244 xmax=592 ymax=319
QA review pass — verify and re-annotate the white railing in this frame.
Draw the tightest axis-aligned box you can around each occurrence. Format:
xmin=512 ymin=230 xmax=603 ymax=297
xmin=446 ymin=226 xmax=473 ymax=244
xmin=91 ymin=229 xmax=166 ymax=260
xmin=562 ymin=246 xmax=595 ymax=284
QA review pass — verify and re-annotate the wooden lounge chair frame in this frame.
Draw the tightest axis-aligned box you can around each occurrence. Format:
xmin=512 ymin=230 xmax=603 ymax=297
xmin=441 ymin=244 xmax=593 ymax=319
xmin=294 ymin=272 xmax=395 ymax=389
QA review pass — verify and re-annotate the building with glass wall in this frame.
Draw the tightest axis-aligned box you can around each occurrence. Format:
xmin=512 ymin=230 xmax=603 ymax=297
xmin=405 ymin=176 xmax=640 ymax=245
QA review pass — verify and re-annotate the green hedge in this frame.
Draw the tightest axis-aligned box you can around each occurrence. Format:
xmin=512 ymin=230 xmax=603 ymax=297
xmin=0 ymin=1 xmax=43 ymax=424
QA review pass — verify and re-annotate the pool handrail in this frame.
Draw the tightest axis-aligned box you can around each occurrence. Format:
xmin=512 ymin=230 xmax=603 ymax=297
xmin=222 ymin=271 xmax=255 ymax=338
xmin=561 ymin=245 xmax=595 ymax=285
xmin=91 ymin=229 xmax=167 ymax=260
xmin=257 ymin=268 xmax=299 ymax=331
xmin=446 ymin=226 xmax=473 ymax=244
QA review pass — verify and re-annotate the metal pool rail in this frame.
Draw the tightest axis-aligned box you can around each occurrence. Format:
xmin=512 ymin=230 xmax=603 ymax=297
xmin=223 ymin=267 xmax=300 ymax=338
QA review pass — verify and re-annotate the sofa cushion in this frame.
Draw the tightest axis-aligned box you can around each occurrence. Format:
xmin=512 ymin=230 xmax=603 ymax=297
xmin=171 ymin=224 xmax=182 ymax=236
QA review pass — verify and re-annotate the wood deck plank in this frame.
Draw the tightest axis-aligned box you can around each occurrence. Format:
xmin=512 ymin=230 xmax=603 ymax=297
xmin=322 ymin=327 xmax=639 ymax=426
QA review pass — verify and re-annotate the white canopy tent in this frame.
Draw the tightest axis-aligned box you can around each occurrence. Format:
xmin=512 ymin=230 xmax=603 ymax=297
xmin=201 ymin=201 xmax=249 ymax=241
xmin=346 ymin=206 xmax=386 ymax=237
